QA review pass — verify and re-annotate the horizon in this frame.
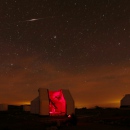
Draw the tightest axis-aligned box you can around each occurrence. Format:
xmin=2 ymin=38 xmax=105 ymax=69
xmin=0 ymin=97 xmax=121 ymax=108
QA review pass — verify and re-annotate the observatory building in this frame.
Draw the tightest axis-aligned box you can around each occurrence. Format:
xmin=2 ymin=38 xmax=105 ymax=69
xmin=0 ymin=104 xmax=8 ymax=111
xmin=31 ymin=88 xmax=75 ymax=116
xmin=120 ymin=94 xmax=130 ymax=109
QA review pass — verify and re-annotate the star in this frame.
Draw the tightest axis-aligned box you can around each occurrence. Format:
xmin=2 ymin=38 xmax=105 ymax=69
xmin=54 ymin=35 xmax=57 ymax=39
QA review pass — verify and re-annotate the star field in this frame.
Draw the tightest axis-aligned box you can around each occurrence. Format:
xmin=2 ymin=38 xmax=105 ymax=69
xmin=0 ymin=0 xmax=130 ymax=107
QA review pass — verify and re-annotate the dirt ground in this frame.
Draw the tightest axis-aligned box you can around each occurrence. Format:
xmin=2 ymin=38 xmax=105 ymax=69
xmin=61 ymin=123 xmax=130 ymax=130
xmin=0 ymin=109 xmax=130 ymax=130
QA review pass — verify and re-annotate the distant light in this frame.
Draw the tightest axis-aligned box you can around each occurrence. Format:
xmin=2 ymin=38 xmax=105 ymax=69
xmin=68 ymin=115 xmax=71 ymax=118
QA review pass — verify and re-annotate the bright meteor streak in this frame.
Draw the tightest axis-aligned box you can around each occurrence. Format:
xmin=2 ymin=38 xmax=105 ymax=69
xmin=26 ymin=19 xmax=39 ymax=21
xmin=25 ymin=16 xmax=56 ymax=22
xmin=25 ymin=18 xmax=45 ymax=22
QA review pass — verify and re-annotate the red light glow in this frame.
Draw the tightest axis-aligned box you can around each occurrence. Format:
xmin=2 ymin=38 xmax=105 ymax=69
xmin=49 ymin=90 xmax=66 ymax=116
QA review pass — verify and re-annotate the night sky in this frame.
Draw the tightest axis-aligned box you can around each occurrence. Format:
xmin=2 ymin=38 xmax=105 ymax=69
xmin=0 ymin=0 xmax=130 ymax=108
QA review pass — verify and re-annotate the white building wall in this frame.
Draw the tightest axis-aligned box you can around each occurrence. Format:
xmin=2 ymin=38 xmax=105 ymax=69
xmin=121 ymin=99 xmax=130 ymax=106
xmin=38 ymin=88 xmax=49 ymax=115
xmin=31 ymin=97 xmax=39 ymax=114
xmin=62 ymin=89 xmax=75 ymax=115
xmin=40 ymin=100 xmax=49 ymax=115
xmin=120 ymin=94 xmax=130 ymax=106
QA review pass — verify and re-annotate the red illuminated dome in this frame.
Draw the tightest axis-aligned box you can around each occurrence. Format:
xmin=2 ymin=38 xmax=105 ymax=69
xmin=31 ymin=88 xmax=75 ymax=116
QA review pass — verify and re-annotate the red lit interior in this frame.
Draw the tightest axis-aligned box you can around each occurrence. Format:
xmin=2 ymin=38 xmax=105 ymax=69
xmin=49 ymin=90 xmax=66 ymax=116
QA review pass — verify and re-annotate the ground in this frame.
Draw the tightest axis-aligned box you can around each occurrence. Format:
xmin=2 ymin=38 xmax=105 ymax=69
xmin=0 ymin=108 xmax=130 ymax=130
